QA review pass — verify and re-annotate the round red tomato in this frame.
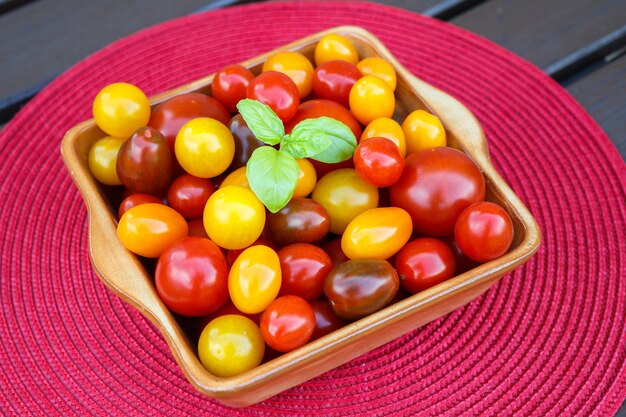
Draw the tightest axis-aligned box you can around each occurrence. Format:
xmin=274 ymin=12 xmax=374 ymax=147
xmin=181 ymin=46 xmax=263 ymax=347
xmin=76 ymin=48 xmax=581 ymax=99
xmin=454 ymin=202 xmax=514 ymax=262
xmin=278 ymin=243 xmax=333 ymax=301
xmin=247 ymin=71 xmax=300 ymax=122
xmin=321 ymin=237 xmax=349 ymax=267
xmin=155 ymin=237 xmax=229 ymax=317
xmin=312 ymin=60 xmax=361 ymax=108
xmin=118 ymin=193 xmax=162 ymax=219
xmin=260 ymin=295 xmax=316 ymax=352
xmin=353 ymin=137 xmax=404 ymax=187
xmin=211 ymin=64 xmax=254 ymax=113
xmin=148 ymin=93 xmax=230 ymax=152
xmin=395 ymin=238 xmax=456 ymax=294
xmin=167 ymin=174 xmax=214 ymax=219
xmin=310 ymin=299 xmax=346 ymax=340
xmin=390 ymin=147 xmax=485 ymax=236
xmin=187 ymin=218 xmax=209 ymax=238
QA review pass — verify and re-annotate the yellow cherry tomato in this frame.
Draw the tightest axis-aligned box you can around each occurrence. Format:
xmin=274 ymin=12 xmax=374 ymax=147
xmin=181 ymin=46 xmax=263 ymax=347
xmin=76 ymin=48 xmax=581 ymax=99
xmin=356 ymin=57 xmax=397 ymax=91
xmin=175 ymin=117 xmax=235 ymax=178
xmin=92 ymin=83 xmax=150 ymax=138
xmin=349 ymin=76 xmax=395 ymax=125
xmin=117 ymin=203 xmax=188 ymax=258
xmin=203 ymin=185 xmax=265 ymax=250
xmin=293 ymin=158 xmax=317 ymax=198
xmin=314 ymin=34 xmax=359 ymax=66
xmin=88 ymin=136 xmax=125 ymax=185
xmin=402 ymin=110 xmax=447 ymax=154
xmin=360 ymin=117 xmax=406 ymax=157
xmin=219 ymin=166 xmax=249 ymax=189
xmin=342 ymin=207 xmax=413 ymax=260
xmin=229 ymin=245 xmax=281 ymax=314
xmin=263 ymin=52 xmax=315 ymax=98
xmin=312 ymin=168 xmax=378 ymax=234
xmin=198 ymin=315 xmax=264 ymax=377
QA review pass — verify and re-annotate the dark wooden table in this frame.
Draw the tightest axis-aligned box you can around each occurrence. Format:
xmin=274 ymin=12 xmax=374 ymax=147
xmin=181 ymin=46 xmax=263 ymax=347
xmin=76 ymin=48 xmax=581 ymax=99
xmin=1 ymin=0 xmax=624 ymax=414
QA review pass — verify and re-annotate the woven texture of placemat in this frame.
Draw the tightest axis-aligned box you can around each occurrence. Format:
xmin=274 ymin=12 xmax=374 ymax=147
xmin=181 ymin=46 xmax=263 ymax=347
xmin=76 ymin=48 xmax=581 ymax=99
xmin=1 ymin=2 xmax=624 ymax=416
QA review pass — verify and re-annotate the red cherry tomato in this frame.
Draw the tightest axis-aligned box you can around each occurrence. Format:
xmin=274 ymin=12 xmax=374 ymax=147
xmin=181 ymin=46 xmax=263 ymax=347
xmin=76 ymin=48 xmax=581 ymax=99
xmin=278 ymin=243 xmax=333 ymax=301
xmin=118 ymin=193 xmax=162 ymax=219
xmin=353 ymin=137 xmax=404 ymax=187
xmin=321 ymin=237 xmax=349 ymax=267
xmin=312 ymin=60 xmax=361 ymax=108
xmin=167 ymin=174 xmax=214 ymax=219
xmin=247 ymin=71 xmax=300 ymax=122
xmin=310 ymin=299 xmax=346 ymax=340
xmin=211 ymin=64 xmax=254 ymax=113
xmin=260 ymin=295 xmax=316 ymax=352
xmin=155 ymin=237 xmax=229 ymax=317
xmin=148 ymin=93 xmax=230 ymax=152
xmin=395 ymin=238 xmax=456 ymax=294
xmin=187 ymin=218 xmax=209 ymax=238
xmin=454 ymin=202 xmax=514 ymax=262
xmin=390 ymin=147 xmax=486 ymax=236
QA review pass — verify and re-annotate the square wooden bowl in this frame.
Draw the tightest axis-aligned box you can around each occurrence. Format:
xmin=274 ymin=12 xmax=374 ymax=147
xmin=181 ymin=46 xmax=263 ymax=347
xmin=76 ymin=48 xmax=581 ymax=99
xmin=60 ymin=26 xmax=541 ymax=407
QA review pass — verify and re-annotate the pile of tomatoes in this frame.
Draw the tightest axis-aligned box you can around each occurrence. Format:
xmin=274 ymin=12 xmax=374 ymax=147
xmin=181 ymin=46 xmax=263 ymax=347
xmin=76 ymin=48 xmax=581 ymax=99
xmin=87 ymin=33 xmax=514 ymax=378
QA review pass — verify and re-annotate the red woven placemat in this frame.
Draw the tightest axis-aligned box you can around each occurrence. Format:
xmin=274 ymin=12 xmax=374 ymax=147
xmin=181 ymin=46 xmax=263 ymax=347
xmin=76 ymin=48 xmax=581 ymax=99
xmin=1 ymin=2 xmax=624 ymax=416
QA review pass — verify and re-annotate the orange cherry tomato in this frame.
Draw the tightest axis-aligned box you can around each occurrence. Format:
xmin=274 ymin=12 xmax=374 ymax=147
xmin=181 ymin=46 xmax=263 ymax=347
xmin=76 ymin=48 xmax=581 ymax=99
xmin=315 ymin=34 xmax=359 ymax=66
xmin=361 ymin=117 xmax=406 ymax=156
xmin=263 ymin=52 xmax=315 ymax=98
xmin=349 ymin=76 xmax=395 ymax=125
xmin=356 ymin=57 xmax=397 ymax=91
xmin=293 ymin=158 xmax=317 ymax=198
xmin=402 ymin=110 xmax=447 ymax=154
xmin=219 ymin=166 xmax=249 ymax=189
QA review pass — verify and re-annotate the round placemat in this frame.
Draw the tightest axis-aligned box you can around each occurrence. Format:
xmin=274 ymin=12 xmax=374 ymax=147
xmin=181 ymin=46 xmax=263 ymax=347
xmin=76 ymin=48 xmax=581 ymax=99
xmin=1 ymin=2 xmax=624 ymax=416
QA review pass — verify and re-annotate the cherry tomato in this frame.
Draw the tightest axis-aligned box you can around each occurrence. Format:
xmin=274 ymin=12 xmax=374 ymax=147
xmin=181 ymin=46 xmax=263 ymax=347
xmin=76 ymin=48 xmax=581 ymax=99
xmin=315 ymin=34 xmax=359 ymax=66
xmin=390 ymin=147 xmax=485 ymax=236
xmin=229 ymin=245 xmax=281 ymax=314
xmin=260 ymin=295 xmax=315 ymax=352
xmin=342 ymin=207 xmax=412 ymax=260
xmin=349 ymin=76 xmax=395 ymax=125
xmin=321 ymin=237 xmax=349 ymax=267
xmin=211 ymin=64 xmax=254 ymax=113
xmin=356 ymin=57 xmax=397 ymax=91
xmin=263 ymin=52 xmax=314 ymax=98
xmin=203 ymin=185 xmax=265 ymax=250
xmin=312 ymin=60 xmax=361 ymax=107
xmin=88 ymin=136 xmax=125 ymax=185
xmin=149 ymin=92 xmax=230 ymax=152
xmin=267 ymin=198 xmax=330 ymax=246
xmin=93 ymin=83 xmax=150 ymax=138
xmin=187 ymin=218 xmax=209 ymax=238
xmin=175 ymin=117 xmax=235 ymax=178
xmin=454 ymin=202 xmax=514 ymax=262
xmin=293 ymin=158 xmax=317 ymax=198
xmin=155 ymin=237 xmax=228 ymax=316
xmin=116 ymin=127 xmax=174 ymax=194
xmin=198 ymin=315 xmax=264 ymax=377
xmin=312 ymin=168 xmax=379 ymax=234
xmin=442 ymin=236 xmax=480 ymax=274
xmin=167 ymin=174 xmax=214 ymax=219
xmin=324 ymin=259 xmax=399 ymax=320
xmin=284 ymin=99 xmax=362 ymax=143
xmin=361 ymin=117 xmax=406 ymax=156
xmin=117 ymin=203 xmax=188 ymax=258
xmin=402 ymin=110 xmax=446 ymax=154
xmin=278 ymin=243 xmax=333 ymax=300
xmin=227 ymin=114 xmax=264 ymax=170
xmin=118 ymin=193 xmax=162 ymax=219
xmin=219 ymin=166 xmax=249 ymax=189
xmin=226 ymin=236 xmax=276 ymax=266
xmin=247 ymin=71 xmax=300 ymax=122
xmin=353 ymin=137 xmax=404 ymax=187
xmin=310 ymin=299 xmax=346 ymax=340
xmin=395 ymin=238 xmax=456 ymax=294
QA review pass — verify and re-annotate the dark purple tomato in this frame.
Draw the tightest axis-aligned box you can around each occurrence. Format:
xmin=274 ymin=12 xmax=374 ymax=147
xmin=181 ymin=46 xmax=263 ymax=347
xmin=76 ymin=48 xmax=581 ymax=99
xmin=278 ymin=243 xmax=333 ymax=301
xmin=395 ymin=238 xmax=456 ymax=294
xmin=247 ymin=71 xmax=300 ymax=122
xmin=116 ymin=127 xmax=174 ymax=194
xmin=267 ymin=198 xmax=330 ymax=246
xmin=211 ymin=64 xmax=254 ymax=113
xmin=227 ymin=114 xmax=265 ymax=170
xmin=441 ymin=236 xmax=480 ymax=274
xmin=312 ymin=60 xmax=361 ymax=108
xmin=167 ymin=174 xmax=214 ymax=219
xmin=324 ymin=259 xmax=399 ymax=320
xmin=310 ymin=299 xmax=346 ymax=340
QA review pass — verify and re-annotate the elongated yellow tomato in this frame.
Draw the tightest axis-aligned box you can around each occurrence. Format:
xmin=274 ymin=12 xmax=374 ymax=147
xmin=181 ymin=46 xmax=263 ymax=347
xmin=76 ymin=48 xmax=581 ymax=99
xmin=175 ymin=117 xmax=235 ymax=178
xmin=203 ymin=185 xmax=265 ymax=250
xmin=293 ymin=158 xmax=317 ymax=198
xmin=229 ymin=245 xmax=282 ymax=314
xmin=198 ymin=315 xmax=264 ymax=377
xmin=117 ymin=203 xmax=188 ymax=258
xmin=360 ymin=117 xmax=406 ymax=157
xmin=314 ymin=34 xmax=359 ymax=66
xmin=219 ymin=166 xmax=249 ymax=189
xmin=342 ymin=207 xmax=413 ymax=260
xmin=263 ymin=52 xmax=315 ymax=98
xmin=88 ymin=136 xmax=125 ymax=185
xmin=349 ymin=76 xmax=395 ymax=125
xmin=356 ymin=57 xmax=397 ymax=91
xmin=402 ymin=110 xmax=447 ymax=154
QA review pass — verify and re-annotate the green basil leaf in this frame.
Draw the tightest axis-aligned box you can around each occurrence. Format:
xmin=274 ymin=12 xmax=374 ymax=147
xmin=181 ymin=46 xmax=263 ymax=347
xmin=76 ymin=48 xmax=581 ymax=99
xmin=236 ymin=99 xmax=284 ymax=145
xmin=280 ymin=128 xmax=331 ymax=159
xmin=291 ymin=117 xmax=357 ymax=163
xmin=246 ymin=147 xmax=299 ymax=213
